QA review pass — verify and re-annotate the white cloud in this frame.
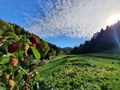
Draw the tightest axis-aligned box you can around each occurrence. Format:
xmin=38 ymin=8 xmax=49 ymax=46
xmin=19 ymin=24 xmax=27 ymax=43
xmin=25 ymin=0 xmax=120 ymax=39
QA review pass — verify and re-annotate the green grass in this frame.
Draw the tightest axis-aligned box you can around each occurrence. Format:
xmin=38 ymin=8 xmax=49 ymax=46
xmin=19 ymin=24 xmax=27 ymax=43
xmin=38 ymin=54 xmax=120 ymax=90
xmin=39 ymin=55 xmax=68 ymax=77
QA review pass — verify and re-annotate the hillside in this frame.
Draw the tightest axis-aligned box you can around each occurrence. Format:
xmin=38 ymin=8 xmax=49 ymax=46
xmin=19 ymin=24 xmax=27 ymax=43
xmin=71 ymin=21 xmax=120 ymax=54
xmin=0 ymin=19 xmax=64 ymax=59
xmin=62 ymin=47 xmax=73 ymax=51
xmin=39 ymin=54 xmax=120 ymax=89
xmin=62 ymin=47 xmax=73 ymax=54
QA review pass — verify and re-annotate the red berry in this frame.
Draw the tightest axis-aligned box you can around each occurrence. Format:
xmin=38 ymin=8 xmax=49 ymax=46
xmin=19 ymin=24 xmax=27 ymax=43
xmin=30 ymin=36 xmax=38 ymax=44
xmin=8 ymin=43 xmax=19 ymax=53
xmin=30 ymin=43 xmax=36 ymax=48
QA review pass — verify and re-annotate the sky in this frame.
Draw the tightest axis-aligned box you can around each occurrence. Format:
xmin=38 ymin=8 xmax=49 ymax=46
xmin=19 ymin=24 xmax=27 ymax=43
xmin=0 ymin=0 xmax=120 ymax=48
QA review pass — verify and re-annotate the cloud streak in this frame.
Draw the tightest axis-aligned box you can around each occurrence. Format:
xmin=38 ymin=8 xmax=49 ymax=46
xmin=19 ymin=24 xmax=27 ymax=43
xmin=25 ymin=0 xmax=120 ymax=39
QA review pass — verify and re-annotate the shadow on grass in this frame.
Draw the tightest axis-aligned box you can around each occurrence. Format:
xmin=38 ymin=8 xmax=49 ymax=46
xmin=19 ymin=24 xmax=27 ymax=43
xmin=85 ymin=54 xmax=120 ymax=60
xmin=40 ymin=56 xmax=68 ymax=78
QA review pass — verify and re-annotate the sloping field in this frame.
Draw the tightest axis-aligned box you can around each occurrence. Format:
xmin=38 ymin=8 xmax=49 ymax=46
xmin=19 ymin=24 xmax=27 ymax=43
xmin=39 ymin=54 xmax=120 ymax=90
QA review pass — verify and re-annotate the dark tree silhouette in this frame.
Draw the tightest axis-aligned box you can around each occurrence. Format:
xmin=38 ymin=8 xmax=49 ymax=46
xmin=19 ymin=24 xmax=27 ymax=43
xmin=71 ymin=21 xmax=120 ymax=54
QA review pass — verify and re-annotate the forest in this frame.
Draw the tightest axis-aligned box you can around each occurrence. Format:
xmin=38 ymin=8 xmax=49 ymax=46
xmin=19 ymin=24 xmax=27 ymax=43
xmin=71 ymin=21 xmax=120 ymax=54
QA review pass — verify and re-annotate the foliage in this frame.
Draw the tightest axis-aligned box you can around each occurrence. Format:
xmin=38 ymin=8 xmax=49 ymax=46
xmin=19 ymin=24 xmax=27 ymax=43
xmin=0 ymin=19 xmax=64 ymax=90
xmin=62 ymin=47 xmax=73 ymax=55
xmin=30 ymin=46 xmax=41 ymax=60
xmin=0 ymin=24 xmax=42 ymax=90
xmin=48 ymin=44 xmax=64 ymax=56
xmin=37 ymin=40 xmax=50 ymax=59
xmin=0 ymin=19 xmax=14 ymax=32
xmin=10 ymin=22 xmax=64 ymax=59
xmin=71 ymin=21 xmax=120 ymax=54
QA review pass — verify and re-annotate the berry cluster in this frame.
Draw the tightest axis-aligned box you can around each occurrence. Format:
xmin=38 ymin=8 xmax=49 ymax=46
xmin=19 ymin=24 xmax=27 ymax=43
xmin=0 ymin=35 xmax=41 ymax=90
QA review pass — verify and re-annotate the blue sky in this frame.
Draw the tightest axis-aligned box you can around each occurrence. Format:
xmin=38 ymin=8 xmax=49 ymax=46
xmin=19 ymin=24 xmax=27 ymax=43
xmin=0 ymin=0 xmax=120 ymax=47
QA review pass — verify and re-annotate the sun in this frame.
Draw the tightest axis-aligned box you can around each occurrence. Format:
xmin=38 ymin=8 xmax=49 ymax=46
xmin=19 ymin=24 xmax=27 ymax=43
xmin=107 ymin=14 xmax=120 ymax=26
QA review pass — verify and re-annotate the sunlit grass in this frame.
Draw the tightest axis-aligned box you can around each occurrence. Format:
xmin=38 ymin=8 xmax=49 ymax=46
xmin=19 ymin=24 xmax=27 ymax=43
xmin=39 ymin=53 xmax=120 ymax=89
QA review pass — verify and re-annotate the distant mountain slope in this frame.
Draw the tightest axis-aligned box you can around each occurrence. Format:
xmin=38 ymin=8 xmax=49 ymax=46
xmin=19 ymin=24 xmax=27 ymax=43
xmin=62 ymin=47 xmax=73 ymax=51
xmin=71 ymin=21 xmax=120 ymax=54
xmin=62 ymin=47 xmax=73 ymax=54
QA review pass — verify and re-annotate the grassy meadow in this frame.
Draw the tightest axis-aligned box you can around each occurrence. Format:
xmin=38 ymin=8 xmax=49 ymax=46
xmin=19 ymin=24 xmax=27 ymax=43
xmin=38 ymin=53 xmax=120 ymax=90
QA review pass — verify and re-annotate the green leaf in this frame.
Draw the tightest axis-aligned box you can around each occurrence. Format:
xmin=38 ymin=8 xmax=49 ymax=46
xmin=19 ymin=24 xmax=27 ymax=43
xmin=0 ymin=86 xmax=6 ymax=90
xmin=35 ymin=72 xmax=40 ymax=81
xmin=0 ymin=57 xmax=9 ymax=64
xmin=2 ymin=32 xmax=20 ymax=40
xmin=0 ymin=47 xmax=7 ymax=55
xmin=0 ymin=30 xmax=4 ymax=35
xmin=30 ymin=46 xmax=41 ymax=60
xmin=17 ymin=66 xmax=27 ymax=74
xmin=14 ymin=48 xmax=24 ymax=58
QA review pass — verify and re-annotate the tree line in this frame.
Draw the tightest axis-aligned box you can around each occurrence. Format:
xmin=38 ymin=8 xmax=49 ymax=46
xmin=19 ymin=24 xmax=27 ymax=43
xmin=71 ymin=21 xmax=120 ymax=54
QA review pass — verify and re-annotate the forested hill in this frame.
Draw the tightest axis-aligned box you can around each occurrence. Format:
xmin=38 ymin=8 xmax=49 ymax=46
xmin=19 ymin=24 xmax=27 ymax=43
xmin=71 ymin=21 xmax=120 ymax=54
xmin=0 ymin=19 xmax=64 ymax=59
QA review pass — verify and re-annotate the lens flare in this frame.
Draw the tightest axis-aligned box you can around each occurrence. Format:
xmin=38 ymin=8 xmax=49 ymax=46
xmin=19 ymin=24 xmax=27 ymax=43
xmin=107 ymin=14 xmax=120 ymax=26
xmin=112 ymin=26 xmax=120 ymax=48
